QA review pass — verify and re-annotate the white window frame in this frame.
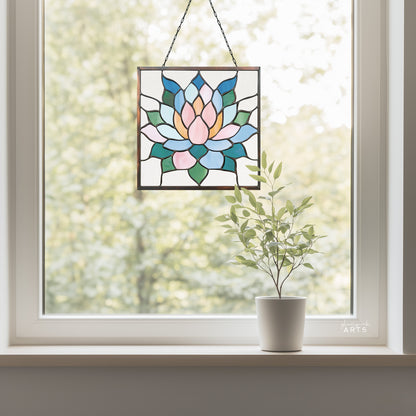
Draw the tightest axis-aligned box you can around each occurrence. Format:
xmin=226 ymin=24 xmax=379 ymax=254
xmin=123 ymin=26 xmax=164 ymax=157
xmin=8 ymin=0 xmax=387 ymax=346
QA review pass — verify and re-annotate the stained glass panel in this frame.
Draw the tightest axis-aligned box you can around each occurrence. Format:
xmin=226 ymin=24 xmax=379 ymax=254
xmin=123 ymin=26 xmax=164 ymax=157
xmin=137 ymin=67 xmax=260 ymax=189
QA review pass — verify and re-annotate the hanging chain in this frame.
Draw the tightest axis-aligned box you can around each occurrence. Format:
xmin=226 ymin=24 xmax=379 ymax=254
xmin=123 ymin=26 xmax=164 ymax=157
xmin=208 ymin=0 xmax=238 ymax=67
xmin=162 ymin=0 xmax=193 ymax=67
xmin=162 ymin=0 xmax=238 ymax=67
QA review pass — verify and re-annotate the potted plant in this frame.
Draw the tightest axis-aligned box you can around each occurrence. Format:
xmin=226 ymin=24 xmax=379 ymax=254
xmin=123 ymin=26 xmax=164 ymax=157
xmin=216 ymin=151 xmax=324 ymax=351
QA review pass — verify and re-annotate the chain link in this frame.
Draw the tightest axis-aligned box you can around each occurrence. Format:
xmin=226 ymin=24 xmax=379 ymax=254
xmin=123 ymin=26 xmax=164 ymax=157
xmin=162 ymin=0 xmax=238 ymax=67
xmin=208 ymin=0 xmax=238 ymax=67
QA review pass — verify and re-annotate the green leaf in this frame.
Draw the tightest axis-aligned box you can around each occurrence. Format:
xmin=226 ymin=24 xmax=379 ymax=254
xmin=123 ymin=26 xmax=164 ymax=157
xmin=276 ymin=207 xmax=286 ymax=221
xmin=188 ymin=163 xmax=208 ymax=185
xmin=274 ymin=162 xmax=282 ymax=179
xmin=230 ymin=206 xmax=238 ymax=223
xmin=233 ymin=111 xmax=251 ymax=126
xmin=269 ymin=186 xmax=285 ymax=197
xmin=243 ymin=189 xmax=257 ymax=207
xmin=286 ymin=200 xmax=294 ymax=214
xmin=146 ymin=111 xmax=164 ymax=126
xmin=215 ymin=215 xmax=229 ymax=222
xmin=268 ymin=161 xmax=275 ymax=174
xmin=222 ymin=90 xmax=236 ymax=107
xmin=162 ymin=156 xmax=175 ymax=173
xmin=235 ymin=255 xmax=254 ymax=266
xmin=302 ymin=196 xmax=312 ymax=206
xmin=256 ymin=202 xmax=265 ymax=215
xmin=242 ymin=209 xmax=250 ymax=217
xmin=302 ymin=231 xmax=312 ymax=240
xmin=246 ymin=165 xmax=259 ymax=172
xmin=261 ymin=151 xmax=267 ymax=169
xmin=234 ymin=185 xmax=242 ymax=203
xmin=225 ymin=195 xmax=236 ymax=203
xmin=249 ymin=174 xmax=267 ymax=183
xmin=162 ymin=90 xmax=174 ymax=107
xmin=240 ymin=220 xmax=249 ymax=231
xmin=245 ymin=229 xmax=256 ymax=239
xmin=303 ymin=263 xmax=314 ymax=270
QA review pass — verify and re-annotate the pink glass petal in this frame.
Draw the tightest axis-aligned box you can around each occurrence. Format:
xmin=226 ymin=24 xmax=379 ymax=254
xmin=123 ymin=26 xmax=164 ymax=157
xmin=141 ymin=124 xmax=167 ymax=143
xmin=173 ymin=151 xmax=197 ymax=170
xmin=212 ymin=124 xmax=240 ymax=141
xmin=188 ymin=116 xmax=209 ymax=145
xmin=181 ymin=102 xmax=196 ymax=128
xmin=200 ymin=84 xmax=213 ymax=104
xmin=201 ymin=102 xmax=217 ymax=128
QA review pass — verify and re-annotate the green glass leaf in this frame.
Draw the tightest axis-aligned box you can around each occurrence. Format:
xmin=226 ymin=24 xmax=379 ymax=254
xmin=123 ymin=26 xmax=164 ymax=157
xmin=162 ymin=156 xmax=175 ymax=172
xmin=189 ymin=145 xmax=208 ymax=159
xmin=150 ymin=143 xmax=173 ymax=159
xmin=233 ymin=111 xmax=251 ymax=126
xmin=223 ymin=157 xmax=236 ymax=172
xmin=223 ymin=144 xmax=247 ymax=159
xmin=188 ymin=162 xmax=208 ymax=185
xmin=162 ymin=90 xmax=174 ymax=107
xmin=146 ymin=111 xmax=164 ymax=126
xmin=222 ymin=90 xmax=235 ymax=107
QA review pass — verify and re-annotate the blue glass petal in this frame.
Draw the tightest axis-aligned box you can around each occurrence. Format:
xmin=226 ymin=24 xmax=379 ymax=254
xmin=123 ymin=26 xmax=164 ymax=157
xmin=157 ymin=124 xmax=185 ymax=141
xmin=222 ymin=104 xmax=237 ymax=126
xmin=162 ymin=75 xmax=181 ymax=94
xmin=192 ymin=73 xmax=205 ymax=90
xmin=174 ymin=91 xmax=185 ymax=113
xmin=217 ymin=75 xmax=237 ymax=95
xmin=205 ymin=139 xmax=232 ymax=151
xmin=200 ymin=151 xmax=224 ymax=169
xmin=163 ymin=139 xmax=192 ymax=151
xmin=185 ymin=83 xmax=198 ymax=103
xmin=230 ymin=125 xmax=257 ymax=143
xmin=212 ymin=90 xmax=223 ymax=113
xmin=160 ymin=104 xmax=174 ymax=125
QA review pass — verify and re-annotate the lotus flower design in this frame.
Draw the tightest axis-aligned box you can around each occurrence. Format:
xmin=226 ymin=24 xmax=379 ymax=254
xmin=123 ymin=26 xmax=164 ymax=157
xmin=140 ymin=70 xmax=258 ymax=186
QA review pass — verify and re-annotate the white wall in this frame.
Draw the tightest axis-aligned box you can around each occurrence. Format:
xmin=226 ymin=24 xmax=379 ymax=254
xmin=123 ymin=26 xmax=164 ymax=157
xmin=0 ymin=367 xmax=416 ymax=416
xmin=1 ymin=1 xmax=416 ymax=415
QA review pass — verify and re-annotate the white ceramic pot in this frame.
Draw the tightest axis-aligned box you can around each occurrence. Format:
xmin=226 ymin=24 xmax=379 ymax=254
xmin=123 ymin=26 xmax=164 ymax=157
xmin=255 ymin=296 xmax=306 ymax=352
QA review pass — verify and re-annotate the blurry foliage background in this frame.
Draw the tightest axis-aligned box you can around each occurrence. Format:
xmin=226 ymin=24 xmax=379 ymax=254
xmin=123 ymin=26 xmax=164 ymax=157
xmin=44 ymin=0 xmax=351 ymax=314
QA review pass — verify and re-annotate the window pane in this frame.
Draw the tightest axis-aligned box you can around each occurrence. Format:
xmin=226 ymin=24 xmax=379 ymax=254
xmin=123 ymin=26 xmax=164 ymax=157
xmin=44 ymin=0 xmax=352 ymax=315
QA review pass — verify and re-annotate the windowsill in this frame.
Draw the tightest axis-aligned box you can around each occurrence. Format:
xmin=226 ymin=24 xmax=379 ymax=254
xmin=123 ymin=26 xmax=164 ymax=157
xmin=0 ymin=345 xmax=415 ymax=367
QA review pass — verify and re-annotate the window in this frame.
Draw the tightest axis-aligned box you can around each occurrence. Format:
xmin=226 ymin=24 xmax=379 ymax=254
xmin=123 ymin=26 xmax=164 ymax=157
xmin=10 ymin=0 xmax=386 ymax=345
